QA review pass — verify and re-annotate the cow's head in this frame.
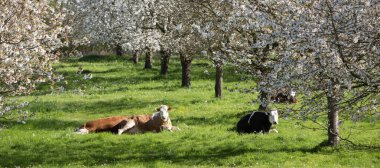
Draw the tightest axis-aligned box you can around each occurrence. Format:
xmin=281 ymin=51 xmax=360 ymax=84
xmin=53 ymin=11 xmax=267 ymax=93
xmin=268 ymin=109 xmax=279 ymax=124
xmin=290 ymin=91 xmax=296 ymax=97
xmin=156 ymin=105 xmax=171 ymax=122
xmin=289 ymin=91 xmax=298 ymax=103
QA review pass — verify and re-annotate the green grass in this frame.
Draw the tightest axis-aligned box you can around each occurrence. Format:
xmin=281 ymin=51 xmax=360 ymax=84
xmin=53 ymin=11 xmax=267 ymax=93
xmin=0 ymin=55 xmax=379 ymax=167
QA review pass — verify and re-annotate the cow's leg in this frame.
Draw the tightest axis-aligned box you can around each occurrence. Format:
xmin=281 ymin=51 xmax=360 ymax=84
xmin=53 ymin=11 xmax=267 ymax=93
xmin=160 ymin=125 xmax=172 ymax=132
xmin=171 ymin=126 xmax=180 ymax=132
xmin=269 ymin=129 xmax=278 ymax=133
xmin=117 ymin=119 xmax=136 ymax=135
xmin=262 ymin=126 xmax=270 ymax=134
xmin=75 ymin=128 xmax=89 ymax=134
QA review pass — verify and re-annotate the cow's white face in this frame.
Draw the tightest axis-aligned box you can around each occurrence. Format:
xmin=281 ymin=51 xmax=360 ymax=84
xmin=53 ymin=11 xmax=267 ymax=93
xmin=268 ymin=109 xmax=279 ymax=124
xmin=290 ymin=91 xmax=296 ymax=97
xmin=157 ymin=105 xmax=170 ymax=122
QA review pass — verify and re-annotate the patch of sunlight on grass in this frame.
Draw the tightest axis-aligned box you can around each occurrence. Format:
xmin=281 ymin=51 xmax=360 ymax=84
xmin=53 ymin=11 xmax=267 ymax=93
xmin=0 ymin=55 xmax=379 ymax=167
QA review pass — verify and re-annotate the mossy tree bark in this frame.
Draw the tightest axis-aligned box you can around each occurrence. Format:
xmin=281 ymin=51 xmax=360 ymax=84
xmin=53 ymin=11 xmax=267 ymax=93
xmin=160 ymin=50 xmax=171 ymax=76
xmin=144 ymin=48 xmax=153 ymax=69
xmin=180 ymin=52 xmax=192 ymax=88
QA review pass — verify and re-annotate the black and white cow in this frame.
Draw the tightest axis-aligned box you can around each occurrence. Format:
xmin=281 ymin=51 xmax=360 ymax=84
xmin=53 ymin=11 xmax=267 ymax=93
xmin=236 ymin=109 xmax=279 ymax=134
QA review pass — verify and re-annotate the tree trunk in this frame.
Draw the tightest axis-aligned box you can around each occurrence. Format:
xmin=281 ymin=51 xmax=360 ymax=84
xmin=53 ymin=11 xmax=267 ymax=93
xmin=160 ymin=50 xmax=171 ymax=76
xmin=115 ymin=44 xmax=123 ymax=56
xmin=132 ymin=50 xmax=139 ymax=64
xmin=327 ymin=95 xmax=340 ymax=146
xmin=180 ymin=52 xmax=192 ymax=88
xmin=215 ymin=64 xmax=223 ymax=98
xmin=258 ymin=88 xmax=270 ymax=111
xmin=144 ymin=48 xmax=153 ymax=69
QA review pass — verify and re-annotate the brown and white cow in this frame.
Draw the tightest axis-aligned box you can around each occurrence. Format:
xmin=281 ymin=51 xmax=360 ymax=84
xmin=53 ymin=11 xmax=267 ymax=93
xmin=75 ymin=105 xmax=179 ymax=135
xmin=271 ymin=90 xmax=297 ymax=103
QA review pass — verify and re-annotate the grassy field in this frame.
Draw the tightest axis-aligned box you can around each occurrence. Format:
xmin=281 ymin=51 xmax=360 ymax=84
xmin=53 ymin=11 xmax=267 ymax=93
xmin=0 ymin=55 xmax=379 ymax=167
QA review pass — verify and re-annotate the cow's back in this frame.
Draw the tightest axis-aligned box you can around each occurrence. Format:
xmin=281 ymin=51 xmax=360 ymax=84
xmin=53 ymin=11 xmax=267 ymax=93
xmin=249 ymin=112 xmax=271 ymax=133
xmin=236 ymin=114 xmax=253 ymax=133
xmin=237 ymin=112 xmax=271 ymax=133
xmin=83 ymin=116 xmax=129 ymax=133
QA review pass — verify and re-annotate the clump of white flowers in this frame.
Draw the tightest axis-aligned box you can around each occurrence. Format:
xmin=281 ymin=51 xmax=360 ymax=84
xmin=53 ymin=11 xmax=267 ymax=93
xmin=1 ymin=0 xmax=69 ymax=121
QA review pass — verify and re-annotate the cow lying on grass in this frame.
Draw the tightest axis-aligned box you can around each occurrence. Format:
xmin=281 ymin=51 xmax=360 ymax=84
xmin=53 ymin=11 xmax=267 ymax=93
xmin=236 ymin=109 xmax=279 ymax=134
xmin=75 ymin=105 xmax=179 ymax=135
xmin=271 ymin=90 xmax=297 ymax=103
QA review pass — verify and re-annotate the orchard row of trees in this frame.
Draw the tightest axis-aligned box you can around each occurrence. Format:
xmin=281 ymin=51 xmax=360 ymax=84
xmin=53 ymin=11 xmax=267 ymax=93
xmin=1 ymin=0 xmax=379 ymax=145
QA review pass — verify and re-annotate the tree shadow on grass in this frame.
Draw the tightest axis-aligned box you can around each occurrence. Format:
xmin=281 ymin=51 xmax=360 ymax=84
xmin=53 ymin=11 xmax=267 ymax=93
xmin=27 ymin=97 xmax=181 ymax=115
xmin=65 ymin=55 xmax=248 ymax=82
xmin=0 ymin=134 xmax=345 ymax=167
xmin=175 ymin=115 xmax=238 ymax=127
xmin=40 ymin=56 xmax=250 ymax=99
xmin=41 ymin=75 xmax=183 ymax=95
xmin=25 ymin=119 xmax=82 ymax=131
xmin=173 ymin=110 xmax=253 ymax=128
xmin=76 ymin=55 xmax=130 ymax=63
xmin=90 ymin=67 xmax=125 ymax=74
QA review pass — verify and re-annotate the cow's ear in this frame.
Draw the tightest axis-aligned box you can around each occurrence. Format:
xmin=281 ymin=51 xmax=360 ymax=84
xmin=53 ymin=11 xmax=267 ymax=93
xmin=168 ymin=106 xmax=171 ymax=111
